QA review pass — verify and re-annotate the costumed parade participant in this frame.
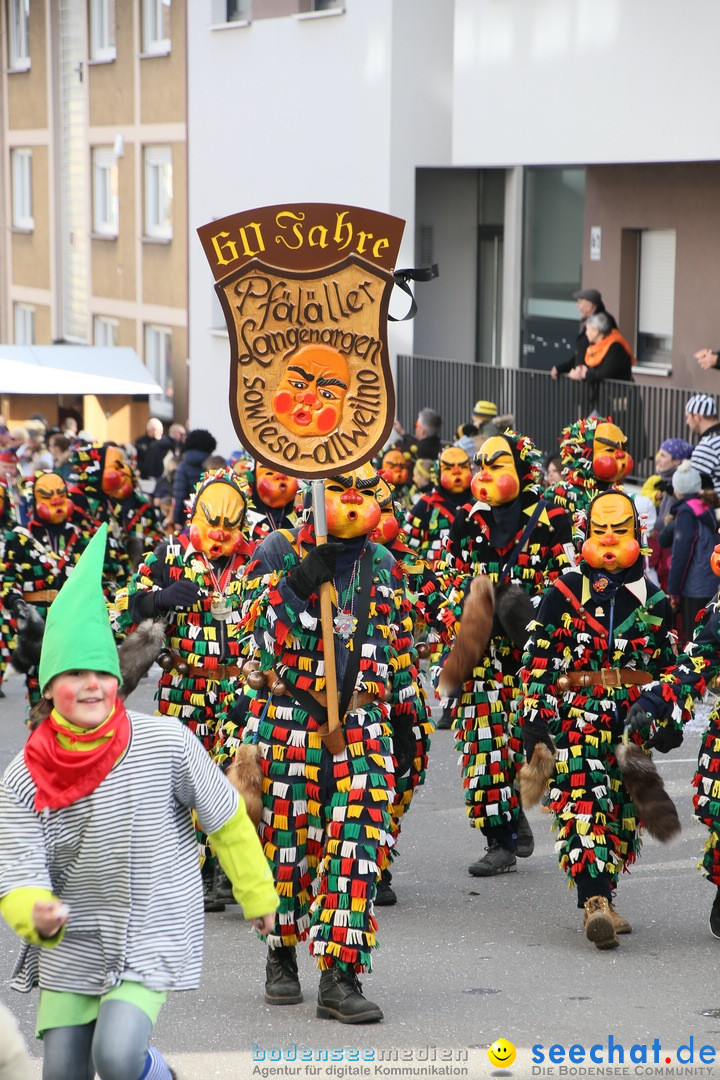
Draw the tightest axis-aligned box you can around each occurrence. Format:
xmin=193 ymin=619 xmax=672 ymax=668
xmin=518 ymin=490 xmax=680 ymax=950
xmin=1 ymin=471 xmax=87 ymax=711
xmin=0 ymin=525 xmax=277 ymax=1080
xmin=377 ymin=446 xmax=414 ymax=510
xmin=625 ymin=541 xmax=720 ymax=938
xmin=244 ymin=464 xmax=299 ymax=544
xmin=549 ymin=416 xmax=634 ymax=537
xmin=122 ymin=468 xmax=253 ymax=909
xmin=435 ymin=431 xmax=573 ymax=877
xmin=0 ymin=478 xmax=17 ymax=699
xmin=67 ymin=443 xmax=163 ymax=595
xmin=403 ymin=444 xmax=474 ymax=731
xmin=240 ymin=462 xmax=419 ymax=1023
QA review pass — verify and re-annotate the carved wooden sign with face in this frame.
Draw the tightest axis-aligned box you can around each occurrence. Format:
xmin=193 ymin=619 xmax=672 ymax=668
xmin=197 ymin=203 xmax=405 ymax=479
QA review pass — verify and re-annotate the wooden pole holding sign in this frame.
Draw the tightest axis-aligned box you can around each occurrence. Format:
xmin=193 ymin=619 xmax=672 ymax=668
xmin=198 ymin=203 xmax=405 ymax=753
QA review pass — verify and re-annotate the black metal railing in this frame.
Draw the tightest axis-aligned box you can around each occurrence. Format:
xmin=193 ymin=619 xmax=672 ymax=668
xmin=396 ymin=355 xmax=700 ymax=481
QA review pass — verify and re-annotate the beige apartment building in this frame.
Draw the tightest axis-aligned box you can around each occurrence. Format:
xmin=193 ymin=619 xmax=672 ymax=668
xmin=0 ymin=0 xmax=187 ymax=442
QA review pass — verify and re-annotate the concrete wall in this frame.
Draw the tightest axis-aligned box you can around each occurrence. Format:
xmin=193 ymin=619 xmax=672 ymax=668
xmin=452 ymin=0 xmax=720 ymax=167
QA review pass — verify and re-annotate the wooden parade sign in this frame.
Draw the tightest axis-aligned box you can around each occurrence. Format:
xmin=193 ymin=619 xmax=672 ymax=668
xmin=197 ymin=203 xmax=405 ymax=478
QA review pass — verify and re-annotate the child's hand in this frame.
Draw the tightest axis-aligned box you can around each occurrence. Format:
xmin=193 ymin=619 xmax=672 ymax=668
xmin=251 ymin=913 xmax=275 ymax=935
xmin=33 ymin=900 xmax=70 ymax=938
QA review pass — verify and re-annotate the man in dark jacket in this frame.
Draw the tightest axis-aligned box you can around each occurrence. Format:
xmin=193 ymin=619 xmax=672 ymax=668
xmin=170 ymin=429 xmax=217 ymax=529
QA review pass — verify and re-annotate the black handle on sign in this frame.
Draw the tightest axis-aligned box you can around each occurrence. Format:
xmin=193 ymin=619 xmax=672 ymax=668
xmin=389 ymin=264 xmax=439 ymax=322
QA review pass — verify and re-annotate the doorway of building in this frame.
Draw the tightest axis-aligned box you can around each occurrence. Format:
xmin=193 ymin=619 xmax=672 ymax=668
xmin=476 ymin=225 xmax=503 ymax=366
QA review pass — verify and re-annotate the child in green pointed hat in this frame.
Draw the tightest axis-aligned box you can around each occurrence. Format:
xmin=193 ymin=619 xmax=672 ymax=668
xmin=0 ymin=525 xmax=278 ymax=1080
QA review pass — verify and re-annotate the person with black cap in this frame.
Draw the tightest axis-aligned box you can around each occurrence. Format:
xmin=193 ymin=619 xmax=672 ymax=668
xmin=550 ymin=288 xmax=617 ymax=380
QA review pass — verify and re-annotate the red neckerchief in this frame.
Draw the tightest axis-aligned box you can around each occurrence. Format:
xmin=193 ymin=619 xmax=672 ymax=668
xmin=24 ymin=699 xmax=131 ymax=812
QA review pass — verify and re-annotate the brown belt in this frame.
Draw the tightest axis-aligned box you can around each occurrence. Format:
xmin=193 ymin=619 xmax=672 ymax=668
xmin=168 ymin=649 xmax=242 ymax=680
xmin=556 ymin=668 xmax=653 ymax=691
xmin=24 ymin=590 xmax=58 ymax=603
xmin=271 ymin=670 xmax=374 ymax=712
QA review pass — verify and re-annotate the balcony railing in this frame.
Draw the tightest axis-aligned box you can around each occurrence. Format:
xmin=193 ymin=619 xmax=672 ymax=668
xmin=396 ymin=355 xmax=701 ymax=481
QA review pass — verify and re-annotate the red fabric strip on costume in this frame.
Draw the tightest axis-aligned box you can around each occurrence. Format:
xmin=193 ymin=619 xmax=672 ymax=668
xmin=24 ymin=700 xmax=131 ymax=812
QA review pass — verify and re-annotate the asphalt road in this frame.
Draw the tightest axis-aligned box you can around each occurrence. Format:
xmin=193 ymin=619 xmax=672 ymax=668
xmin=2 ymin=664 xmax=720 ymax=1080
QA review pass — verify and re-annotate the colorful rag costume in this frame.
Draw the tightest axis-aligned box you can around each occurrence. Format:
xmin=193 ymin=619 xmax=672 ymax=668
xmin=402 ymin=446 xmax=473 ymax=570
xmin=0 ymin=478 xmax=17 ymax=695
xmin=435 ymin=431 xmax=573 ymax=842
xmin=240 ymin=520 xmax=418 ymax=971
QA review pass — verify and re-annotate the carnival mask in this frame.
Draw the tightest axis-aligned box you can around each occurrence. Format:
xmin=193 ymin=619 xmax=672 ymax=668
xmin=581 ymin=492 xmax=640 ymax=573
xmin=711 ymin=544 xmax=720 ymax=578
xmin=255 ymin=466 xmax=299 ymax=509
xmin=471 ymin=436 xmax=520 ymax=506
xmin=272 ymin=344 xmax=350 ymax=438
xmin=189 ymin=480 xmax=247 ymax=559
xmin=324 ymin=463 xmax=381 ymax=539
xmin=439 ymin=447 xmax=472 ymax=495
xmin=369 ymin=477 xmax=399 ymax=545
xmin=34 ymin=472 xmax=70 ymax=525
xmin=101 ymin=446 xmax=133 ymax=501
xmin=379 ymin=449 xmax=411 ymax=488
xmin=593 ymin=422 xmax=633 ymax=483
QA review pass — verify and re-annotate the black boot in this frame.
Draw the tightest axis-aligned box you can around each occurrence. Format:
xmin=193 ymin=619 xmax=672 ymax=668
xmin=515 ymin=809 xmax=535 ymax=858
xmin=317 ymin=967 xmax=383 ymax=1024
xmin=265 ymin=945 xmax=303 ymax=1005
xmin=710 ymin=887 xmax=720 ymax=940
xmin=435 ymin=704 xmax=453 ymax=730
xmin=202 ymin=865 xmax=225 ymax=913
xmin=374 ymin=868 xmax=397 ymax=907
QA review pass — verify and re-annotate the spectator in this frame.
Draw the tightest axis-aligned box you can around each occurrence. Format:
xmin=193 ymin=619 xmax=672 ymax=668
xmin=565 ymin=312 xmax=634 ymax=410
xmin=170 ymin=429 xmax=217 ymax=529
xmin=643 ymin=437 xmax=694 ymax=592
xmin=686 ymin=393 xmax=720 ymax=490
xmin=393 ymin=408 xmax=443 ymax=459
xmin=47 ymin=433 xmax=73 ymax=481
xmin=550 ymin=287 xmax=618 ymax=380
xmin=659 ymin=461 xmax=719 ymax=645
xmin=695 ymin=347 xmax=720 ymax=371
xmin=471 ymin=400 xmax=501 ymax=438
xmin=134 ymin=418 xmax=169 ymax=494
xmin=544 ymin=455 xmax=563 ymax=487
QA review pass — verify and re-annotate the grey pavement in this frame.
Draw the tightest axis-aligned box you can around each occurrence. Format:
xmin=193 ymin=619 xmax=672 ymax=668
xmin=2 ymin=664 xmax=720 ymax=1079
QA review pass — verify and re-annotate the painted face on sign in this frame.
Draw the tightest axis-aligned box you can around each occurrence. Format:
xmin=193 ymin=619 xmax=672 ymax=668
xmin=471 ymin=437 xmax=520 ymax=506
xmin=255 ymin=466 xmax=299 ymax=509
xmin=593 ymin=422 xmax=633 ymax=483
xmin=379 ymin=449 xmax=411 ymax=488
xmin=581 ymin=492 xmax=640 ymax=572
xmin=324 ymin=463 xmax=381 ymax=539
xmin=101 ymin=446 xmax=133 ymax=501
xmin=272 ymin=344 xmax=350 ymax=438
xmin=34 ymin=472 xmax=70 ymax=525
xmin=189 ymin=481 xmax=247 ymax=559
xmin=369 ymin=477 xmax=399 ymax=545
xmin=439 ymin=447 xmax=472 ymax=495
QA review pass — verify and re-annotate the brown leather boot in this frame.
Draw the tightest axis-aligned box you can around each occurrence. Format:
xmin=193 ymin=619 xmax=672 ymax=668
xmin=583 ymin=896 xmax=620 ymax=950
xmin=608 ymin=901 xmax=632 ymax=934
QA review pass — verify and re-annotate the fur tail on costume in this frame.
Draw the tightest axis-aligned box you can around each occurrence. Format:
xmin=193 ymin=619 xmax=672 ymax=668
xmin=10 ymin=602 xmax=46 ymax=673
xmin=225 ymin=744 xmax=264 ymax=828
xmin=518 ymin=742 xmax=557 ymax=808
xmin=615 ymin=742 xmax=681 ymax=842
xmin=493 ymin=582 xmax=535 ymax=649
xmin=437 ymin=575 xmax=494 ymax=697
xmin=117 ymin=619 xmax=166 ymax=700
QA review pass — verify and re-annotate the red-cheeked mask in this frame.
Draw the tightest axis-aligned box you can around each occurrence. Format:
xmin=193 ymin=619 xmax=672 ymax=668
xmin=711 ymin=544 xmax=720 ymax=577
xmin=592 ymin=422 xmax=633 ymax=483
xmin=255 ymin=466 xmax=299 ymax=509
xmin=272 ymin=344 xmax=350 ymax=438
xmin=324 ymin=463 xmax=381 ymax=539
xmin=471 ymin=436 xmax=520 ymax=507
xmin=379 ymin=449 xmax=411 ymax=488
xmin=189 ymin=481 xmax=247 ymax=559
xmin=439 ymin=447 xmax=472 ymax=495
xmin=34 ymin=472 xmax=70 ymax=525
xmin=101 ymin=446 xmax=134 ymax=501
xmin=581 ymin=492 xmax=640 ymax=572
xmin=369 ymin=477 xmax=399 ymax=545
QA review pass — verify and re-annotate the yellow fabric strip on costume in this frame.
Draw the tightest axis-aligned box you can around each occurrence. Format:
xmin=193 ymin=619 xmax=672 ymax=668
xmin=207 ymin=803 xmax=278 ymax=919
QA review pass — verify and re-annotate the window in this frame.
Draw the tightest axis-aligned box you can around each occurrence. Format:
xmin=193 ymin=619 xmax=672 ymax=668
xmin=90 ymin=0 xmax=116 ymax=61
xmin=11 ymin=149 xmax=33 ymax=230
xmin=92 ymin=148 xmax=119 ymax=236
xmin=142 ymin=0 xmax=171 ymax=55
xmin=210 ymin=0 xmax=250 ymax=22
xmin=94 ymin=316 xmax=119 ymax=346
xmin=637 ymin=228 xmax=676 ymax=368
xmin=144 ymin=146 xmax=173 ymax=240
xmin=14 ymin=303 xmax=35 ymax=345
xmin=145 ymin=324 xmax=173 ymax=396
xmin=7 ymin=0 xmax=30 ymax=70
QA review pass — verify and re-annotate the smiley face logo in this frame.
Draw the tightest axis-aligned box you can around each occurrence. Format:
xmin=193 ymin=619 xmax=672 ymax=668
xmin=488 ymin=1039 xmax=516 ymax=1069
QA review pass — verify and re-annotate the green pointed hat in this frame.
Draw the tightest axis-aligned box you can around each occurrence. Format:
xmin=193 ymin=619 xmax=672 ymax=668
xmin=38 ymin=523 xmax=121 ymax=691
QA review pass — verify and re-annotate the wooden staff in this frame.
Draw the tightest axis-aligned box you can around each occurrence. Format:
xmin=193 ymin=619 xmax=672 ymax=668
xmin=311 ymin=479 xmax=344 ymax=753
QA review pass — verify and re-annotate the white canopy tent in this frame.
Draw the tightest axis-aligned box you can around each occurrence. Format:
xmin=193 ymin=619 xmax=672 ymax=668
xmin=0 ymin=346 xmax=163 ymax=396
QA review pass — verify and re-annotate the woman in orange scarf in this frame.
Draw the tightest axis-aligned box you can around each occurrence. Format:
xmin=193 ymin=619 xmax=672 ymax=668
xmin=567 ymin=311 xmax=634 ymax=410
